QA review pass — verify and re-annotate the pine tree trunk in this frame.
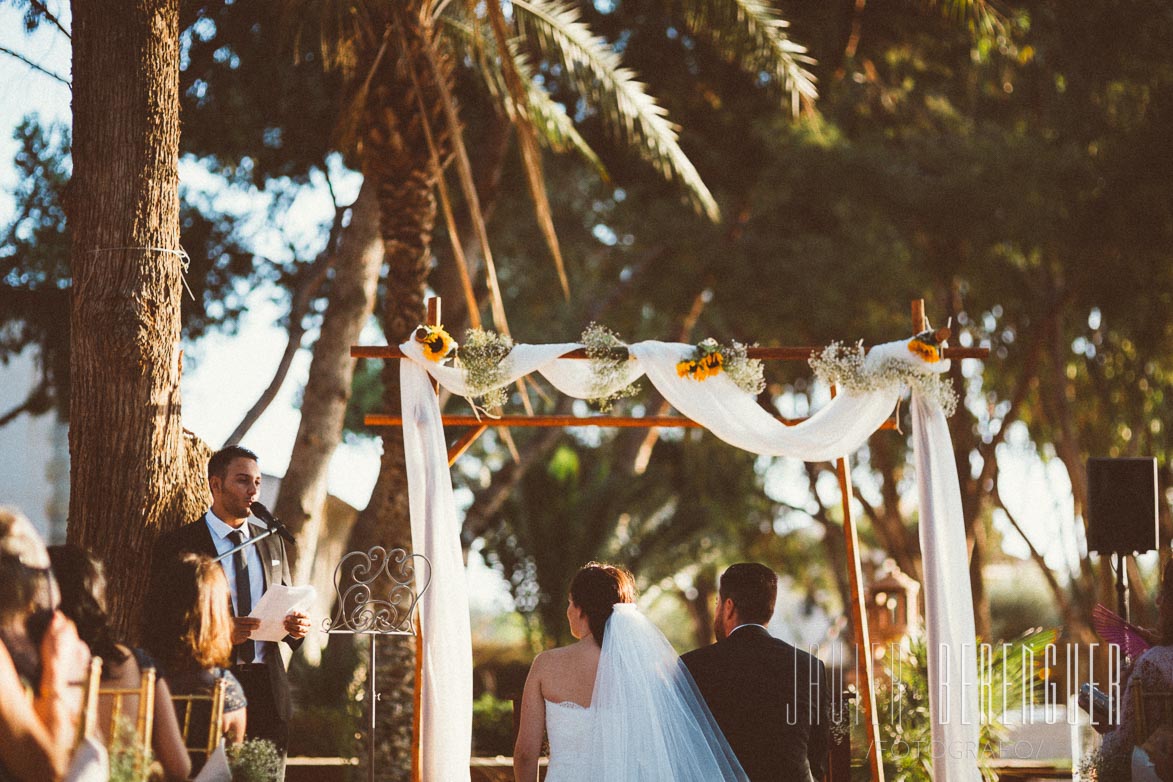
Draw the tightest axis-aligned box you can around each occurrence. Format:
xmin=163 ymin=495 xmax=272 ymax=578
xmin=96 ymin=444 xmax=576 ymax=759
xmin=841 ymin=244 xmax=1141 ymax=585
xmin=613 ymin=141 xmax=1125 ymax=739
xmin=275 ymin=179 xmax=382 ymax=586
xmin=68 ymin=0 xmax=210 ymax=639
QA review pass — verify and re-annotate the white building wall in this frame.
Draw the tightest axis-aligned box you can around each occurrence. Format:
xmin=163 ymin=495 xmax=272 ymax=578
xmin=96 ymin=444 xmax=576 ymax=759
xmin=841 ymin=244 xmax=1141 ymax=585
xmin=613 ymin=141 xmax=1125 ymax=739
xmin=0 ymin=348 xmax=69 ymax=542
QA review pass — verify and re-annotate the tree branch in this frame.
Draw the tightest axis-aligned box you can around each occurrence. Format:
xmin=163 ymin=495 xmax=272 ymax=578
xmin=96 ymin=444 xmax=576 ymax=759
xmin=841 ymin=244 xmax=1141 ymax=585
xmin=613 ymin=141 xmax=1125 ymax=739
xmin=222 ymin=203 xmax=349 ymax=445
xmin=0 ymin=381 xmax=52 ymax=428
xmin=990 ymin=478 xmax=1076 ymax=625
xmin=0 ymin=45 xmax=69 ymax=86
xmin=26 ymin=0 xmax=71 ymax=40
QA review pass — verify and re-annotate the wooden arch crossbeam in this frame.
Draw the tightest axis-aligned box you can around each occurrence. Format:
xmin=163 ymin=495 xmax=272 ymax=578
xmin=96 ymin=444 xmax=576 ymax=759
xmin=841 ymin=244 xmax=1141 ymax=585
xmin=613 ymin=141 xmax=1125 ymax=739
xmin=351 ymin=298 xmax=990 ymax=782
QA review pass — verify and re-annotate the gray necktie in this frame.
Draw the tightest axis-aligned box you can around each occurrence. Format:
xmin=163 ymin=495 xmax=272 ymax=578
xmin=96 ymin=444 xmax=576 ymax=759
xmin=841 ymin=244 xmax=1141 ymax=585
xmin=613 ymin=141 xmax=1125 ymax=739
xmin=229 ymin=530 xmax=255 ymax=663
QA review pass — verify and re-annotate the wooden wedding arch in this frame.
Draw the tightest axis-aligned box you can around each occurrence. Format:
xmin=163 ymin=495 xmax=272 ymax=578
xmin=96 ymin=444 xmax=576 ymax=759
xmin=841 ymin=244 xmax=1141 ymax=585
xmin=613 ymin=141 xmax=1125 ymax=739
xmin=352 ymin=297 xmax=989 ymax=782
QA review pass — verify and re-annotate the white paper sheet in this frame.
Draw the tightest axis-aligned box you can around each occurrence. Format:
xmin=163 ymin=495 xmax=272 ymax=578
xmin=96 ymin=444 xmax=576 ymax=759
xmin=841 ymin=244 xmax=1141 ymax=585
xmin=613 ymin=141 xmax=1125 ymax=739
xmin=193 ymin=742 xmax=232 ymax=782
xmin=247 ymin=584 xmax=315 ymax=642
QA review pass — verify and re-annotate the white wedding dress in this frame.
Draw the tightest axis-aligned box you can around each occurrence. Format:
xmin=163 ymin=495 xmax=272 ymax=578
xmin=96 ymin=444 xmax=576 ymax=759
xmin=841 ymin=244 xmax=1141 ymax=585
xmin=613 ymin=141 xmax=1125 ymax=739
xmin=544 ymin=699 xmax=593 ymax=780
xmin=543 ymin=604 xmax=747 ymax=782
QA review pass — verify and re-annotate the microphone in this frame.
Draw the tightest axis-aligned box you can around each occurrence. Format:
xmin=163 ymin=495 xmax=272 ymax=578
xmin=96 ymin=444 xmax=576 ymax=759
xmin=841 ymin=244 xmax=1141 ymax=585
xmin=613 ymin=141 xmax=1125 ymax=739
xmin=250 ymin=501 xmax=296 ymax=546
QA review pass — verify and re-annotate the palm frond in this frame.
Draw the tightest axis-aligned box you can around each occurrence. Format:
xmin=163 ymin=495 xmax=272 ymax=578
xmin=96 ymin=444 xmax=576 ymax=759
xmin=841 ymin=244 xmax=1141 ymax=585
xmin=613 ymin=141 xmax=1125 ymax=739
xmin=675 ymin=0 xmax=817 ymax=115
xmin=484 ymin=0 xmax=571 ymax=300
xmin=397 ymin=14 xmax=512 ymax=335
xmin=439 ymin=14 xmax=607 ymax=179
xmin=933 ymin=0 xmax=1005 ymax=37
xmin=281 ymin=0 xmax=385 ymax=76
xmin=512 ymin=0 xmax=720 ymax=222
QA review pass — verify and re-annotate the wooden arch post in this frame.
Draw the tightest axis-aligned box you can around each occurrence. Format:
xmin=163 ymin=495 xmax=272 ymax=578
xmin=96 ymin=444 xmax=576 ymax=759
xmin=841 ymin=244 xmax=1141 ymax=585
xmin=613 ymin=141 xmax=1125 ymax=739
xmin=359 ymin=297 xmax=986 ymax=782
xmin=834 ymin=393 xmax=885 ymax=782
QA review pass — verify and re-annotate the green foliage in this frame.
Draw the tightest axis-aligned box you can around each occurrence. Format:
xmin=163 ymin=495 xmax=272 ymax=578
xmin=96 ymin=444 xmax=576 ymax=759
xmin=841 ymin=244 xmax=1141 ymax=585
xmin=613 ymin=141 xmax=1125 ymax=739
xmin=227 ymin=738 xmax=282 ymax=782
xmin=107 ymin=717 xmax=153 ymax=782
xmin=853 ymin=628 xmax=1056 ymax=781
xmin=179 ymin=3 xmax=340 ymax=185
xmin=472 ymin=691 xmax=516 ymax=756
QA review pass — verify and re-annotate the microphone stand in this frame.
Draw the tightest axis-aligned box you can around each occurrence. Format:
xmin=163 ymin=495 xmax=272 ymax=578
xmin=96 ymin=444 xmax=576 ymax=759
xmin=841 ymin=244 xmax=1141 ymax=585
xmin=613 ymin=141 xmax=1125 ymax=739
xmin=214 ymin=523 xmax=285 ymax=563
xmin=214 ymin=504 xmax=296 ymax=563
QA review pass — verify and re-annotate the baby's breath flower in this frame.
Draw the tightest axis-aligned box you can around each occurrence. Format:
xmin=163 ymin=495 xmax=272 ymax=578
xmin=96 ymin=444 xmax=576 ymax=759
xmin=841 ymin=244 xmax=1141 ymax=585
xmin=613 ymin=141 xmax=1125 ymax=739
xmin=809 ymin=341 xmax=957 ymax=416
xmin=456 ymin=328 xmax=514 ymax=410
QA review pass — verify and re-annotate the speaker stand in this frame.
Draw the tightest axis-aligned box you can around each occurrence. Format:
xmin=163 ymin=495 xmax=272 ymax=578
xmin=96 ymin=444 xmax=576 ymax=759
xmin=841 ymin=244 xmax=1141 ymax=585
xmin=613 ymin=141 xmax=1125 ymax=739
xmin=1115 ymin=551 xmax=1130 ymax=623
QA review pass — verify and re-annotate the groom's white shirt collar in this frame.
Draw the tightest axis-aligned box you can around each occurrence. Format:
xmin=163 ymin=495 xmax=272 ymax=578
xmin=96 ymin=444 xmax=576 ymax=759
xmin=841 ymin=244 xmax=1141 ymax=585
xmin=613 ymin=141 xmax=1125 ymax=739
xmin=729 ymin=623 xmax=768 ymax=636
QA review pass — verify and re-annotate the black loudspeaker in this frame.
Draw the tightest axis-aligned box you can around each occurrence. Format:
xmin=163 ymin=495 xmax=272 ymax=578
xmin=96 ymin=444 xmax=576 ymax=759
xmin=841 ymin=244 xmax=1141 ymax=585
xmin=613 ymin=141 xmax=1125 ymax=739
xmin=1086 ymin=457 xmax=1159 ymax=555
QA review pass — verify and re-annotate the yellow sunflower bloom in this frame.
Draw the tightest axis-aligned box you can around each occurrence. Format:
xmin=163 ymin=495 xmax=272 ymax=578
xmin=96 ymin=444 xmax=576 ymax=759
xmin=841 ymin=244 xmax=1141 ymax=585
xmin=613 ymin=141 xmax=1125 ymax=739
xmin=908 ymin=339 xmax=941 ymax=363
xmin=414 ymin=325 xmax=455 ymax=362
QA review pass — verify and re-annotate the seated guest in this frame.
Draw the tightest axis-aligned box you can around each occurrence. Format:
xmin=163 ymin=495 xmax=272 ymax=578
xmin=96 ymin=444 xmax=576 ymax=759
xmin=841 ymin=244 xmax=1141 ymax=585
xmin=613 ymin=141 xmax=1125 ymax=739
xmin=49 ymin=544 xmax=191 ymax=781
xmin=143 ymin=552 xmax=248 ymax=754
xmin=0 ymin=507 xmax=91 ymax=781
xmin=1101 ymin=560 xmax=1173 ymax=780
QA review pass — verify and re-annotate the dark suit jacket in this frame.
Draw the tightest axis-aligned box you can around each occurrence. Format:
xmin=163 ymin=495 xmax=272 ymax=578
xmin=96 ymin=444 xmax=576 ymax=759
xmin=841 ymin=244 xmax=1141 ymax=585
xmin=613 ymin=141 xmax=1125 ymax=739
xmin=146 ymin=515 xmax=300 ymax=721
xmin=682 ymin=626 xmax=830 ymax=782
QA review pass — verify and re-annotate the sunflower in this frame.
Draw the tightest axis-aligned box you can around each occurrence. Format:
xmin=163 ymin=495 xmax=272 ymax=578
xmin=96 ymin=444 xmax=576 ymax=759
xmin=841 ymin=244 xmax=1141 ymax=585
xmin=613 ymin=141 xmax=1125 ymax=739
xmin=414 ymin=325 xmax=455 ymax=362
xmin=908 ymin=326 xmax=952 ymax=364
xmin=677 ymin=343 xmax=725 ymax=380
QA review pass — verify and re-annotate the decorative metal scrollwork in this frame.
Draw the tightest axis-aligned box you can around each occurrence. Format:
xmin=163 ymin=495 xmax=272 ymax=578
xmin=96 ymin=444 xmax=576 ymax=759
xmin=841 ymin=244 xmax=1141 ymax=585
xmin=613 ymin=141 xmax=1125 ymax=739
xmin=323 ymin=546 xmax=431 ymax=636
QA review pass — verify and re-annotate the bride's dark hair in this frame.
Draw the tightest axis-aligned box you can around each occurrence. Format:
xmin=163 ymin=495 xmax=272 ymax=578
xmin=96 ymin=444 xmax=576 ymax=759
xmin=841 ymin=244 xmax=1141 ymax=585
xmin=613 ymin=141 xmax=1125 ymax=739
xmin=570 ymin=562 xmax=636 ymax=643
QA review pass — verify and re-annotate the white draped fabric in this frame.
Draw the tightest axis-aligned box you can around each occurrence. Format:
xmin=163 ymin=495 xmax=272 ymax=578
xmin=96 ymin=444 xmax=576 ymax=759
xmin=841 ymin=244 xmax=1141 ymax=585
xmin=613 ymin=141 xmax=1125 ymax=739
xmin=400 ymin=359 xmax=474 ymax=782
xmin=911 ymin=393 xmax=982 ymax=779
xmin=398 ymin=336 xmax=979 ymax=782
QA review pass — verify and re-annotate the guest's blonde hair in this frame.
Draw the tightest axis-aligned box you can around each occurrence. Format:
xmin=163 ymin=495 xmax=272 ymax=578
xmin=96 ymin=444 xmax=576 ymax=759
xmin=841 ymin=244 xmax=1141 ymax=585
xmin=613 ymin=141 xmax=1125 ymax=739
xmin=149 ymin=553 xmax=233 ymax=671
xmin=0 ymin=506 xmax=56 ymax=624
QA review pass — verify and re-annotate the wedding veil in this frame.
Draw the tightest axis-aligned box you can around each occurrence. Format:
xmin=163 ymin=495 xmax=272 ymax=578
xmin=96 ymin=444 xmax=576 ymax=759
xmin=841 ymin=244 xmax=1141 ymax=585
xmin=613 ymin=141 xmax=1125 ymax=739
xmin=590 ymin=604 xmax=748 ymax=781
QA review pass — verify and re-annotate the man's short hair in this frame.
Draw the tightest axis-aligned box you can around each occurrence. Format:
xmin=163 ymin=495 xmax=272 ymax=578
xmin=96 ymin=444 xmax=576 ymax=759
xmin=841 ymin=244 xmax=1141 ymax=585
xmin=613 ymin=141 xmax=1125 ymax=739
xmin=719 ymin=563 xmax=777 ymax=625
xmin=207 ymin=445 xmax=259 ymax=481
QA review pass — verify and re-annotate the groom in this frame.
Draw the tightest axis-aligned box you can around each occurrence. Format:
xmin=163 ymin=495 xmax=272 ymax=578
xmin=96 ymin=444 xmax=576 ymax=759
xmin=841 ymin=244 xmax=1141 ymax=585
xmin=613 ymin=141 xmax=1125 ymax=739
xmin=682 ymin=563 xmax=830 ymax=782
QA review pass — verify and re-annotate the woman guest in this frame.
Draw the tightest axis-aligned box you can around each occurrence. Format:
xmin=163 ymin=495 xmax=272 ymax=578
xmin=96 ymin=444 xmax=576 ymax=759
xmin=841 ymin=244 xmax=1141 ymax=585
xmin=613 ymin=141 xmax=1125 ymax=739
xmin=49 ymin=544 xmax=191 ymax=781
xmin=0 ymin=507 xmax=91 ymax=781
xmin=143 ymin=552 xmax=248 ymax=755
xmin=1100 ymin=559 xmax=1173 ymax=780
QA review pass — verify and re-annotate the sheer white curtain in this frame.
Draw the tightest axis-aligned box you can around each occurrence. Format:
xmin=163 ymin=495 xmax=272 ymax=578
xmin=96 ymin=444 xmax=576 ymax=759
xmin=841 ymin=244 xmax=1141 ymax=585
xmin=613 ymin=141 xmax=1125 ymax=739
xmin=401 ymin=360 xmax=473 ymax=782
xmin=399 ymin=337 xmax=979 ymax=781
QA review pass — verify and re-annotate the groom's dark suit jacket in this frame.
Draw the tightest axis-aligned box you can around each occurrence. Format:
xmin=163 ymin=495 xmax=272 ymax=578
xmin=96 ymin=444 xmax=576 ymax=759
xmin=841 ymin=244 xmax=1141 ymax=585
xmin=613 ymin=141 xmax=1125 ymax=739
xmin=682 ymin=626 xmax=830 ymax=782
xmin=146 ymin=516 xmax=301 ymax=723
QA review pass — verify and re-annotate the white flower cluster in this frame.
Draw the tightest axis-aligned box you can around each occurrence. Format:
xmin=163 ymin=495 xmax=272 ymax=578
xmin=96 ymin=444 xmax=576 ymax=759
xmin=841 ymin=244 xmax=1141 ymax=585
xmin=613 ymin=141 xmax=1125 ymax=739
xmin=719 ymin=340 xmax=766 ymax=396
xmin=581 ymin=323 xmax=641 ymax=412
xmin=456 ymin=328 xmax=514 ymax=410
xmin=809 ymin=341 xmax=958 ymax=416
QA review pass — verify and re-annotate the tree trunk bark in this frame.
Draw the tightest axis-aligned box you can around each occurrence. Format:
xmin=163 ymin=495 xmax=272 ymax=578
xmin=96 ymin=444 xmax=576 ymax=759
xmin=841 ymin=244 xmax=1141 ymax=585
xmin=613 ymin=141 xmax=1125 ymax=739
xmin=276 ymin=179 xmax=382 ymax=585
xmin=68 ymin=0 xmax=210 ymax=639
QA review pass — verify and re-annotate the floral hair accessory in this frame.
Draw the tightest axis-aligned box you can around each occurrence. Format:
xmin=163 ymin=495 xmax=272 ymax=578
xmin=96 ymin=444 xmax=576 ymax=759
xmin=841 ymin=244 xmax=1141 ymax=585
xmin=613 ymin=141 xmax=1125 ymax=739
xmin=414 ymin=325 xmax=456 ymax=362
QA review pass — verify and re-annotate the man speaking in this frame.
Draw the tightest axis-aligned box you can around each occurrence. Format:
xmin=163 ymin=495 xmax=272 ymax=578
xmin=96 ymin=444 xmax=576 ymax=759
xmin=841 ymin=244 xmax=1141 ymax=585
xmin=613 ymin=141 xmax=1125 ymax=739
xmin=149 ymin=445 xmax=310 ymax=778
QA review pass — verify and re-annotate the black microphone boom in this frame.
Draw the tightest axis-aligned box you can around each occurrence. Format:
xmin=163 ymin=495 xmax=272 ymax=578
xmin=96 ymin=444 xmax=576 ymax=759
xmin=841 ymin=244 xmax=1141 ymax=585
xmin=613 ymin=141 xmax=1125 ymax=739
xmin=250 ymin=501 xmax=296 ymax=546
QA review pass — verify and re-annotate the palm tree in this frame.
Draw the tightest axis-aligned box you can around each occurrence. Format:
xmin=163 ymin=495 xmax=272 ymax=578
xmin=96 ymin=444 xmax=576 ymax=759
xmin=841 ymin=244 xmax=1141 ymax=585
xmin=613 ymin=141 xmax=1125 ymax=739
xmin=282 ymin=1 xmax=815 ymax=776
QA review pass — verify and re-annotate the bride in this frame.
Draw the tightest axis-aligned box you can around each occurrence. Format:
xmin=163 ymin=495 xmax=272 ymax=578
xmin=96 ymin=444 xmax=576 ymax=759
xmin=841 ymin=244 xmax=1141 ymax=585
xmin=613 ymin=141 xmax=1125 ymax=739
xmin=513 ymin=562 xmax=746 ymax=781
